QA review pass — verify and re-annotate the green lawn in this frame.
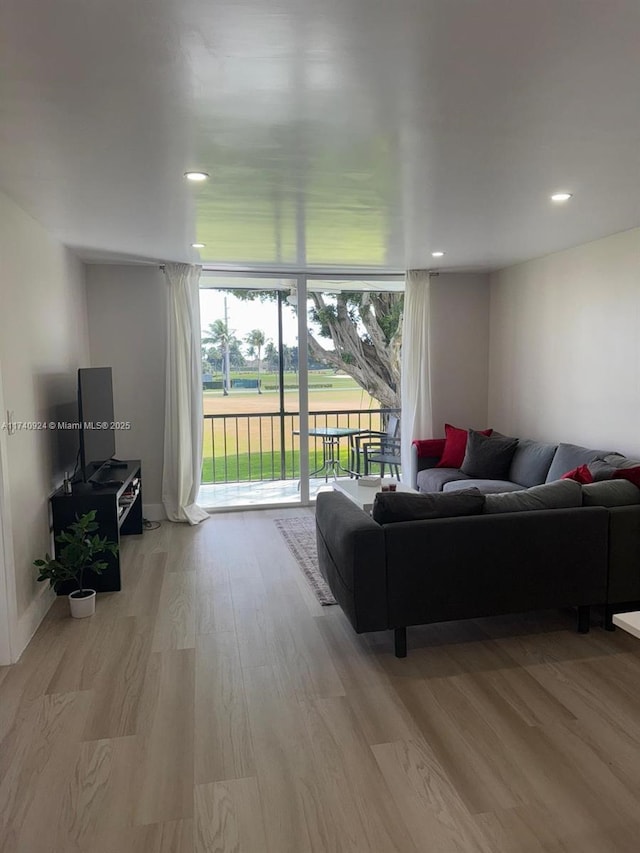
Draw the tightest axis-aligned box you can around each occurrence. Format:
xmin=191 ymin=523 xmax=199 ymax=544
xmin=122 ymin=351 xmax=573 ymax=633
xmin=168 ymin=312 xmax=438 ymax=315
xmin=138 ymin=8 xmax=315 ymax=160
xmin=201 ymin=447 xmax=354 ymax=483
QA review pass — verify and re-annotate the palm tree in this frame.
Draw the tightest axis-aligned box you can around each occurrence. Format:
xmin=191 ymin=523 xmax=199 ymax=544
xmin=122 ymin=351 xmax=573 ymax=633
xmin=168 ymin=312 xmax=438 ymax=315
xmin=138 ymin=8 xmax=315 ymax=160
xmin=203 ymin=318 xmax=232 ymax=394
xmin=263 ymin=339 xmax=279 ymax=372
xmin=245 ymin=329 xmax=266 ymax=393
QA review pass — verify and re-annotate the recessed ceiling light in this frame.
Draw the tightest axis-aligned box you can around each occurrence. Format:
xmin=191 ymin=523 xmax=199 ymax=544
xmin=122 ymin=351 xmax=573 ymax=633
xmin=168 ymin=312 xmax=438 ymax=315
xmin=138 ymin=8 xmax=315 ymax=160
xmin=191 ymin=242 xmax=206 ymax=249
xmin=551 ymin=192 xmax=572 ymax=202
xmin=431 ymin=251 xmax=445 ymax=258
xmin=184 ymin=171 xmax=209 ymax=182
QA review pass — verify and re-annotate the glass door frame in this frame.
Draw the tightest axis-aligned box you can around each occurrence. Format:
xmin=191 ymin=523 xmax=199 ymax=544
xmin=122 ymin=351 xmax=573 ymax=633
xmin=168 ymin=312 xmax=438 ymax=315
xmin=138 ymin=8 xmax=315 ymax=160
xmin=295 ymin=274 xmax=309 ymax=504
xmin=200 ymin=269 xmax=403 ymax=509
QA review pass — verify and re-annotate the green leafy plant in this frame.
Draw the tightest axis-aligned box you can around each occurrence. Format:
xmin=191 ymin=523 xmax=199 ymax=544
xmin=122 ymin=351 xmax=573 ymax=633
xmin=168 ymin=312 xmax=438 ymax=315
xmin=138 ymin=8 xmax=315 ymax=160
xmin=34 ymin=510 xmax=118 ymax=596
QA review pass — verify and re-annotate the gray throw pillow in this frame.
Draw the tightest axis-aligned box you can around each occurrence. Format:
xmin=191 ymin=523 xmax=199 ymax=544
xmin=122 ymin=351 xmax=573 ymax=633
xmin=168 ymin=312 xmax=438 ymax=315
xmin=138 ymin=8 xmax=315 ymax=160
xmin=460 ymin=430 xmax=518 ymax=480
xmin=587 ymin=460 xmax=618 ymax=481
xmin=582 ymin=480 xmax=640 ymax=507
xmin=484 ymin=479 xmax=583 ymax=514
xmin=604 ymin=453 xmax=640 ymax=470
xmin=545 ymin=443 xmax=613 ymax=482
xmin=372 ymin=489 xmax=485 ymax=524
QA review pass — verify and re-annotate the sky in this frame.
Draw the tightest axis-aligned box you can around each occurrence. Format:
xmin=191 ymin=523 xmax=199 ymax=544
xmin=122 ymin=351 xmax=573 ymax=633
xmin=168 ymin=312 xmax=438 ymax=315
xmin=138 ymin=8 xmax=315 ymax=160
xmin=200 ymin=289 xmax=301 ymax=350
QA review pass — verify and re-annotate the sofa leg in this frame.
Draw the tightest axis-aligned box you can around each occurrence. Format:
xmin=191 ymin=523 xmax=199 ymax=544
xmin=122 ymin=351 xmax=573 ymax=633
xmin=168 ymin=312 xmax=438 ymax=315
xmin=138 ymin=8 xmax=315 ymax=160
xmin=577 ymin=605 xmax=590 ymax=634
xmin=604 ymin=605 xmax=615 ymax=631
xmin=394 ymin=627 xmax=407 ymax=658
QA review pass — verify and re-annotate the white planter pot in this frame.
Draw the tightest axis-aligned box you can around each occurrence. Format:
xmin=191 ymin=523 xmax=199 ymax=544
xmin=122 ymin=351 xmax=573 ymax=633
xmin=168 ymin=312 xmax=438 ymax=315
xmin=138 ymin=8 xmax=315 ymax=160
xmin=68 ymin=589 xmax=96 ymax=618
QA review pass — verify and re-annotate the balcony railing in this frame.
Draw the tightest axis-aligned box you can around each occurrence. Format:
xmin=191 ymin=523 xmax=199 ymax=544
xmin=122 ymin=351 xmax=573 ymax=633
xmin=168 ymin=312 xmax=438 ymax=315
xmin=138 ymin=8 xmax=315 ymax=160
xmin=202 ymin=407 xmax=400 ymax=484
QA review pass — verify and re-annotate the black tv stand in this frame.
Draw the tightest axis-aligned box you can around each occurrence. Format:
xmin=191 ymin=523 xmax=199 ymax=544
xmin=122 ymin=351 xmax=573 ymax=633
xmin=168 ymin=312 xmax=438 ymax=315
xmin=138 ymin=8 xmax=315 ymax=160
xmin=107 ymin=458 xmax=128 ymax=468
xmin=91 ymin=458 xmax=128 ymax=471
xmin=88 ymin=459 xmax=130 ymax=488
xmin=51 ymin=460 xmax=143 ymax=593
xmin=91 ymin=477 xmax=124 ymax=489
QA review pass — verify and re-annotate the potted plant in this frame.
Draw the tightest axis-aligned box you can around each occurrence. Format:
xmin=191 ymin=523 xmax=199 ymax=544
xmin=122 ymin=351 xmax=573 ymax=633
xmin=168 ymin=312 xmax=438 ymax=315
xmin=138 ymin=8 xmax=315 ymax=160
xmin=34 ymin=510 xmax=118 ymax=618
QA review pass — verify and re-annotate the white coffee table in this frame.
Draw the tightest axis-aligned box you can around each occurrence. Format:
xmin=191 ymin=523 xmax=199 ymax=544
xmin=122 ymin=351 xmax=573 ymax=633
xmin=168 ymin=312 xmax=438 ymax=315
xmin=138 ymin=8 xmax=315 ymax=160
xmin=612 ymin=612 xmax=640 ymax=640
xmin=333 ymin=479 xmax=418 ymax=512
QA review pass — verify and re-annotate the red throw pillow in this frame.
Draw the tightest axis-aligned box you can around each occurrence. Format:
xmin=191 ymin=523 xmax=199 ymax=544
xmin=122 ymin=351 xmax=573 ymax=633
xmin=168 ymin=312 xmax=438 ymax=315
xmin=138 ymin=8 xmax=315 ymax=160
xmin=561 ymin=465 xmax=594 ymax=484
xmin=436 ymin=424 xmax=493 ymax=469
xmin=612 ymin=466 xmax=640 ymax=488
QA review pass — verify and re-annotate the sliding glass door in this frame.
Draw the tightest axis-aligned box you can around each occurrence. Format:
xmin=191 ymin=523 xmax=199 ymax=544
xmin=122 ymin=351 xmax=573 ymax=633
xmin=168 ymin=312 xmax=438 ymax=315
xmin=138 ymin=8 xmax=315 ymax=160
xmin=303 ymin=278 xmax=403 ymax=499
xmin=199 ymin=275 xmax=302 ymax=508
xmin=198 ymin=273 xmax=403 ymax=509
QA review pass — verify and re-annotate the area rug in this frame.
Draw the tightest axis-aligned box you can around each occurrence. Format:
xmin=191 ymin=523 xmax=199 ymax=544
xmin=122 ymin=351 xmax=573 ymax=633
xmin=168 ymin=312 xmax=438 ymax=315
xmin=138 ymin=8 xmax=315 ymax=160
xmin=274 ymin=517 xmax=337 ymax=605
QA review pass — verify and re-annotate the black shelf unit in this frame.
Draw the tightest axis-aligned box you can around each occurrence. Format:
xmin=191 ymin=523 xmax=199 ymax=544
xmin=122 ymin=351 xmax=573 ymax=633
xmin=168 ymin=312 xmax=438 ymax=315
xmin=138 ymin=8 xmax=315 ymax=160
xmin=50 ymin=460 xmax=143 ymax=594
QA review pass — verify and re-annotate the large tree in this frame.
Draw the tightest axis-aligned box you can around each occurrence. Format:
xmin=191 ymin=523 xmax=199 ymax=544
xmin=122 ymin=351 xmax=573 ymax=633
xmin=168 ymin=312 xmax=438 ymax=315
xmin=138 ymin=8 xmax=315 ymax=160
xmin=227 ymin=289 xmax=403 ymax=408
xmin=308 ymin=291 xmax=403 ymax=409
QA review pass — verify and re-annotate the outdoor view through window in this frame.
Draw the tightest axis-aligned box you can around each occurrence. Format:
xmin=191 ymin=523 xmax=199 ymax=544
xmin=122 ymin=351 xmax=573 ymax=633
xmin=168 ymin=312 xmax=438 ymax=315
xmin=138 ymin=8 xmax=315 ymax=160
xmin=199 ymin=278 xmax=404 ymax=507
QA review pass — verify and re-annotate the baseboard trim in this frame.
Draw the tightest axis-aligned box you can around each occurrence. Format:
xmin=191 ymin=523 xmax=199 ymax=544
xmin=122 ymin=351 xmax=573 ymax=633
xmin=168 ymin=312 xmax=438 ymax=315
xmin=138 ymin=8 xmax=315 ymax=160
xmin=14 ymin=585 xmax=56 ymax=662
xmin=143 ymin=503 xmax=166 ymax=522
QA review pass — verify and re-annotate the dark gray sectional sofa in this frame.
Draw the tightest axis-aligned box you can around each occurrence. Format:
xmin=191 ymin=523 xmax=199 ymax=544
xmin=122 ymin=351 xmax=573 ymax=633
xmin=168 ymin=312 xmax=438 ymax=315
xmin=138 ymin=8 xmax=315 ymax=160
xmin=315 ymin=434 xmax=640 ymax=657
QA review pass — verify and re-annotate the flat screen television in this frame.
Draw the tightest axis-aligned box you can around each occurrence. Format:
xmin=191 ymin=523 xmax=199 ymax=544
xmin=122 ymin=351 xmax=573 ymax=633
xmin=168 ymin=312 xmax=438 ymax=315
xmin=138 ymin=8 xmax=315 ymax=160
xmin=78 ymin=367 xmax=116 ymax=478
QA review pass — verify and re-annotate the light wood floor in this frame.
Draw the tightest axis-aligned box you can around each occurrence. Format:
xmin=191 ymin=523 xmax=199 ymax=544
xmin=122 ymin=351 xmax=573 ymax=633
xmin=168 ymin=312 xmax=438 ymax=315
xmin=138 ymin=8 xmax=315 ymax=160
xmin=2 ymin=509 xmax=640 ymax=852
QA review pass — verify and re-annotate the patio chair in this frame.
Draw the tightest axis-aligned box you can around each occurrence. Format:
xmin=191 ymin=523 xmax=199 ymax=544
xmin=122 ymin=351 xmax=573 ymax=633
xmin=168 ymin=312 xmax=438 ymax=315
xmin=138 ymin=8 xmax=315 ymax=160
xmin=353 ymin=415 xmax=401 ymax=480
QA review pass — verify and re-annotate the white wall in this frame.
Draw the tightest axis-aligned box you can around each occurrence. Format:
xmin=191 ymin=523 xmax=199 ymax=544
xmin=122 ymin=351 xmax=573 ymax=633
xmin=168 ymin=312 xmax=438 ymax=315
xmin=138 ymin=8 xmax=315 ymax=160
xmin=85 ymin=269 xmax=492 ymax=501
xmin=489 ymin=227 xmax=640 ymax=455
xmin=0 ymin=189 xmax=89 ymax=661
xmin=429 ymin=273 xmax=491 ymax=434
xmin=0 ymin=372 xmax=14 ymax=664
xmin=85 ymin=265 xmax=167 ymax=517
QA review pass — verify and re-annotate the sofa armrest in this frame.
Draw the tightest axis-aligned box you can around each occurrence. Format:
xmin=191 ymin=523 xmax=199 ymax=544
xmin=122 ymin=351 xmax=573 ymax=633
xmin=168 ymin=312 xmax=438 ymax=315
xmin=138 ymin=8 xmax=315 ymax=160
xmin=607 ymin=505 xmax=640 ymax=604
xmin=410 ymin=441 xmax=444 ymax=489
xmin=315 ymin=491 xmax=388 ymax=632
xmin=413 ymin=438 xmax=446 ymax=459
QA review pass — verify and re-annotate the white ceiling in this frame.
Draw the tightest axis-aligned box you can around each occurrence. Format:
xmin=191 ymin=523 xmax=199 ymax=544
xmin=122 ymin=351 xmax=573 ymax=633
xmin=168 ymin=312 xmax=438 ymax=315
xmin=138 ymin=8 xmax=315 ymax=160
xmin=1 ymin=0 xmax=640 ymax=272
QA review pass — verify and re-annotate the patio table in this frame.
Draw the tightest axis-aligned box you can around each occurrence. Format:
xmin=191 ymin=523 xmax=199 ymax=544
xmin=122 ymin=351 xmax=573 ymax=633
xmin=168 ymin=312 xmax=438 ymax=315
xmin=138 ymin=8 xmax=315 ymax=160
xmin=292 ymin=426 xmax=367 ymax=481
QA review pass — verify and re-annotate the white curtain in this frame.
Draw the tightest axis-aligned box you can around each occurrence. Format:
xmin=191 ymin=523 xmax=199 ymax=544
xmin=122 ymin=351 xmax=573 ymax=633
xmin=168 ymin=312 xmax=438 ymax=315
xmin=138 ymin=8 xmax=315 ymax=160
xmin=401 ymin=270 xmax=433 ymax=480
xmin=162 ymin=263 xmax=209 ymax=524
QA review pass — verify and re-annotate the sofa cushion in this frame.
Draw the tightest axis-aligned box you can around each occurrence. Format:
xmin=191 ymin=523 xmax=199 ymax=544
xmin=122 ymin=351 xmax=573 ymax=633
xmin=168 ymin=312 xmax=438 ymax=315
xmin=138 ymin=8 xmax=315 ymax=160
xmin=582 ymin=480 xmax=640 ymax=507
xmin=443 ymin=479 xmax=524 ymax=494
xmin=436 ymin=423 xmax=492 ymax=469
xmin=483 ymin=479 xmax=583 ymax=514
xmin=372 ymin=489 xmax=485 ymax=524
xmin=460 ymin=430 xmax=518 ymax=479
xmin=417 ymin=467 xmax=471 ymax=493
xmin=545 ymin=443 xmax=612 ymax=483
xmin=508 ymin=439 xmax=558 ymax=487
